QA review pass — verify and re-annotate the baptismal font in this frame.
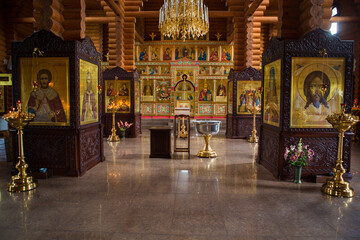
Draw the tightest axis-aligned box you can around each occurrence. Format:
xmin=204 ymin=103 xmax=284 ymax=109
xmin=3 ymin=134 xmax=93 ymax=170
xmin=4 ymin=101 xmax=36 ymax=192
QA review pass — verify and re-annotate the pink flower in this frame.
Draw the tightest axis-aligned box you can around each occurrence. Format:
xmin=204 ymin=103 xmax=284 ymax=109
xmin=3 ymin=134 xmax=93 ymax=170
xmin=304 ymin=145 xmax=309 ymax=149
xmin=290 ymin=145 xmax=295 ymax=151
xmin=290 ymin=155 xmax=297 ymax=162
xmin=284 ymin=148 xmax=290 ymax=159
xmin=308 ymin=149 xmax=314 ymax=157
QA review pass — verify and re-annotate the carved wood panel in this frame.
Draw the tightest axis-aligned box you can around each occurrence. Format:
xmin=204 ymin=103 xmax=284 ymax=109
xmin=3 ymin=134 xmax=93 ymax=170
xmin=259 ymin=28 xmax=354 ymax=181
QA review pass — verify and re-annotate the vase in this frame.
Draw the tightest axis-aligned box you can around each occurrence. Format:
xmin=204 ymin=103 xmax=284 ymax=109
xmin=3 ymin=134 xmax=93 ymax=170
xmin=119 ymin=130 xmax=126 ymax=139
xmin=294 ymin=166 xmax=302 ymax=184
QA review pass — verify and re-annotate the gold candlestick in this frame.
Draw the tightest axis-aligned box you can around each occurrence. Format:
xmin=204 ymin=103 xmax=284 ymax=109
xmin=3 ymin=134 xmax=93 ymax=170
xmin=321 ymin=104 xmax=359 ymax=198
xmin=248 ymin=105 xmax=261 ymax=143
xmin=3 ymin=101 xmax=36 ymax=192
xmin=107 ymin=101 xmax=120 ymax=142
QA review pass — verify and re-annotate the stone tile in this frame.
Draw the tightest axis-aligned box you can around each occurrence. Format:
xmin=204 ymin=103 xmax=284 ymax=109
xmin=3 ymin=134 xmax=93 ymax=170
xmin=120 ymin=209 xmax=173 ymax=234
xmin=171 ymin=213 xmax=227 ymax=236
xmin=223 ymin=210 xmax=284 ymax=236
xmin=174 ymin=193 xmax=221 ymax=215
xmin=111 ymin=233 xmax=171 ymax=240
xmin=0 ymin=133 xmax=360 ymax=239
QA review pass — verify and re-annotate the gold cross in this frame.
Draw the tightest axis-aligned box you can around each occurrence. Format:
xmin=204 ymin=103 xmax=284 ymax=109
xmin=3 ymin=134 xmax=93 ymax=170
xmin=149 ymin=32 xmax=156 ymax=41
xmin=215 ymin=32 xmax=222 ymax=41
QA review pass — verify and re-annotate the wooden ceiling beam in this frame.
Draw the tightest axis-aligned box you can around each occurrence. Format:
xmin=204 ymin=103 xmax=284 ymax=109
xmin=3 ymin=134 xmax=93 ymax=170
xmin=330 ymin=16 xmax=360 ymax=22
xmin=125 ymin=1 xmax=143 ymax=7
xmin=85 ymin=16 xmax=115 ymax=23
xmin=103 ymin=0 xmax=123 ymax=17
xmin=245 ymin=0 xmax=264 ymax=17
xmin=252 ymin=16 xmax=278 ymax=23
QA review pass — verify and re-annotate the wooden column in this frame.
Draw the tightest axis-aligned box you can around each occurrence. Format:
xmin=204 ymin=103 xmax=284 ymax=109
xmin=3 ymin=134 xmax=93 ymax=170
xmin=277 ymin=0 xmax=302 ymax=39
xmin=248 ymin=0 xmax=269 ymax=69
xmin=246 ymin=21 xmax=253 ymax=68
xmin=85 ymin=23 xmax=103 ymax=57
xmin=124 ymin=0 xmax=142 ymax=71
xmin=299 ymin=0 xmax=333 ymax=34
xmin=0 ymin=1 xmax=6 ymax=72
xmin=62 ymin=0 xmax=86 ymax=40
xmin=101 ymin=0 xmax=123 ymax=68
xmin=33 ymin=0 xmax=64 ymax=38
xmin=227 ymin=1 xmax=247 ymax=71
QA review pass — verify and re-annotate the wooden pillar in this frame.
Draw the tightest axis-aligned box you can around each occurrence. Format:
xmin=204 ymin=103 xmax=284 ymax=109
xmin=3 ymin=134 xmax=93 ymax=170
xmin=33 ymin=0 xmax=64 ymax=38
xmin=228 ymin=1 xmax=247 ymax=71
xmin=124 ymin=0 xmax=142 ymax=71
xmin=85 ymin=23 xmax=103 ymax=57
xmin=0 ymin=1 xmax=6 ymax=72
xmin=250 ymin=1 xmax=270 ymax=69
xmin=246 ymin=21 xmax=253 ymax=68
xmin=101 ymin=0 xmax=122 ymax=68
xmin=277 ymin=0 xmax=302 ymax=39
xmin=299 ymin=0 xmax=334 ymax=34
xmin=62 ymin=0 xmax=86 ymax=40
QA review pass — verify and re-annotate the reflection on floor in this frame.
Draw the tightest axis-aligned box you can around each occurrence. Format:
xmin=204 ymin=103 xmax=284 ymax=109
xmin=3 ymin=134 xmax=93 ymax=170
xmin=0 ymin=134 xmax=360 ymax=240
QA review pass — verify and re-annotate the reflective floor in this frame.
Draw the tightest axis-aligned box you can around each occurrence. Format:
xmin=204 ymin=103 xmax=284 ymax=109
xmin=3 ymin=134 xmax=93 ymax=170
xmin=1 ymin=134 xmax=360 ymax=240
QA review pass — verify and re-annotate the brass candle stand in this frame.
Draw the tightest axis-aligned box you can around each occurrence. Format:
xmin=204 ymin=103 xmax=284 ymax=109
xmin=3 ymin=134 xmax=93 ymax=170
xmin=248 ymin=105 xmax=261 ymax=143
xmin=3 ymin=101 xmax=36 ymax=192
xmin=321 ymin=105 xmax=359 ymax=198
xmin=107 ymin=101 xmax=120 ymax=142
xmin=177 ymin=117 xmax=188 ymax=138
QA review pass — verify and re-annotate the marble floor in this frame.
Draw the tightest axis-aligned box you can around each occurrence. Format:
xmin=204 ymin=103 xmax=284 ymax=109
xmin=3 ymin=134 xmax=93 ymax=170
xmin=1 ymin=133 xmax=360 ymax=240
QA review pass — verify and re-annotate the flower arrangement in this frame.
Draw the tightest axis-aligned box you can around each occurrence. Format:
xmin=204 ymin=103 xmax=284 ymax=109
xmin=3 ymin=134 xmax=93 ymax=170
xmin=117 ymin=120 xmax=133 ymax=131
xmin=284 ymin=138 xmax=314 ymax=167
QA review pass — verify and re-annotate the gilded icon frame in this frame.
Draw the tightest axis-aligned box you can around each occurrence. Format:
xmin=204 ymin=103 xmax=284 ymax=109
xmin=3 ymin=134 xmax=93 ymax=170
xmin=263 ymin=59 xmax=281 ymax=127
xmin=80 ymin=59 xmax=99 ymax=125
xmin=20 ymin=57 xmax=70 ymax=126
xmin=236 ymin=80 xmax=261 ymax=114
xmin=105 ymin=79 xmax=131 ymax=113
xmin=290 ymin=57 xmax=345 ymax=128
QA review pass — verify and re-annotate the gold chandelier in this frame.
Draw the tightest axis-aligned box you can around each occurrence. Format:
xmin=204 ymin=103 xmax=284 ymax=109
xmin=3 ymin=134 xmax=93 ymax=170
xmin=159 ymin=0 xmax=209 ymax=40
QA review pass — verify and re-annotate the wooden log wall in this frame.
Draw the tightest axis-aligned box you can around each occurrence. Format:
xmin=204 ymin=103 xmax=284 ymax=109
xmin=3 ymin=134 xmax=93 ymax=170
xmin=62 ymin=0 xmax=86 ymax=40
xmin=101 ymin=0 xmax=122 ymax=68
xmin=85 ymin=23 xmax=103 ymax=56
xmin=277 ymin=0 xmax=302 ymax=39
xmin=33 ymin=0 xmax=64 ymax=37
xmin=0 ymin=1 xmax=6 ymax=72
xmin=227 ymin=0 xmax=247 ymax=71
xmin=336 ymin=0 xmax=360 ymax=100
xmin=124 ymin=0 xmax=139 ymax=71
xmin=250 ymin=0 xmax=269 ymax=69
xmin=4 ymin=0 xmax=34 ymax=60
xmin=299 ymin=0 xmax=333 ymax=34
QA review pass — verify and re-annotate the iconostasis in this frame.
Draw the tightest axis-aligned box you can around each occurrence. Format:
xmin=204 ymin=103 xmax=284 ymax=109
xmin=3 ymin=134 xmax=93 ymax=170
xmin=136 ymin=41 xmax=233 ymax=118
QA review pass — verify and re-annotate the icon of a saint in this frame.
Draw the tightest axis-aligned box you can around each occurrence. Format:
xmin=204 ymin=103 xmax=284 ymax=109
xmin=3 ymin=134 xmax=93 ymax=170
xmin=27 ymin=69 xmax=66 ymax=122
xmin=81 ymin=71 xmax=98 ymax=121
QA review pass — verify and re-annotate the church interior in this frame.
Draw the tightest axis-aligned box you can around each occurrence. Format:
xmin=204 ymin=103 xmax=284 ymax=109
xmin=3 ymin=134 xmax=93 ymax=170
xmin=1 ymin=0 xmax=360 ymax=239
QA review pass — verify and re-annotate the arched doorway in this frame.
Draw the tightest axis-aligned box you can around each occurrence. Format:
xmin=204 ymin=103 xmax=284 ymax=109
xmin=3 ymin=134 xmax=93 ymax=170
xmin=174 ymin=79 xmax=195 ymax=117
